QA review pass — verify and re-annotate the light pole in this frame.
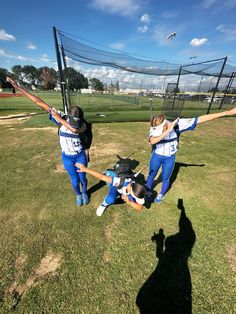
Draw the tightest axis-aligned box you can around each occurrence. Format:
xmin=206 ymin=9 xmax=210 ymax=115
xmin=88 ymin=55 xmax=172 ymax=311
xmin=189 ymin=56 xmax=198 ymax=63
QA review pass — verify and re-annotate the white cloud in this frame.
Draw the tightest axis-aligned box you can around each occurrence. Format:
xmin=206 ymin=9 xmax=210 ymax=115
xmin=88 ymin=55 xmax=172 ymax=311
xmin=216 ymin=24 xmax=236 ymax=41
xmin=40 ymin=54 xmax=50 ymax=62
xmin=27 ymin=43 xmax=36 ymax=50
xmin=0 ymin=48 xmax=34 ymax=61
xmin=109 ymin=41 xmax=126 ymax=50
xmin=0 ymin=29 xmax=16 ymax=41
xmin=140 ymin=13 xmax=150 ymax=23
xmin=89 ymin=0 xmax=141 ymax=17
xmin=137 ymin=25 xmax=148 ymax=33
xmin=190 ymin=38 xmax=208 ymax=47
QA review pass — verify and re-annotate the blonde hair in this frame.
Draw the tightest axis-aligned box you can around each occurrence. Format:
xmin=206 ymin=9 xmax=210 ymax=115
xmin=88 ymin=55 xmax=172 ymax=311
xmin=150 ymin=114 xmax=165 ymax=127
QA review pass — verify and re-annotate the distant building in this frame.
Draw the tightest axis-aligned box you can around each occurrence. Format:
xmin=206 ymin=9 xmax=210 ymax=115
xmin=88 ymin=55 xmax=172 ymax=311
xmin=81 ymin=88 xmax=94 ymax=94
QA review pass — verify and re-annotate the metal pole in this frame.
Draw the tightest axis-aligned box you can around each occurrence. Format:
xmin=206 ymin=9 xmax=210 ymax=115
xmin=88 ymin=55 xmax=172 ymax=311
xmin=219 ymin=72 xmax=235 ymax=109
xmin=149 ymin=98 xmax=153 ymax=118
xmin=172 ymin=66 xmax=182 ymax=109
xmin=207 ymin=57 xmax=227 ymax=114
xmin=197 ymin=75 xmax=203 ymax=102
xmin=53 ymin=26 xmax=68 ymax=113
xmin=61 ymin=46 xmax=71 ymax=110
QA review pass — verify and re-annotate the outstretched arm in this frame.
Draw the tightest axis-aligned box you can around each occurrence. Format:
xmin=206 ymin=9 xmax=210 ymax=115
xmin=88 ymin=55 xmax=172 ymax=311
xmin=6 ymin=77 xmax=82 ymax=134
xmin=197 ymin=107 xmax=236 ymax=124
xmin=6 ymin=77 xmax=51 ymax=112
xmin=76 ymin=163 xmax=112 ymax=184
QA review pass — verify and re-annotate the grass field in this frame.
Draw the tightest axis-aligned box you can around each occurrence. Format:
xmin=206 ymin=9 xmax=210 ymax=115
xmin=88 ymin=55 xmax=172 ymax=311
xmin=0 ymin=106 xmax=235 ymax=313
xmin=0 ymin=91 xmax=234 ymax=122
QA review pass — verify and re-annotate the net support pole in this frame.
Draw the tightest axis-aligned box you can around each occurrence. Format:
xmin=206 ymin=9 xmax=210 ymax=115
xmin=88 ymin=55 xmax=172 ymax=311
xmin=207 ymin=57 xmax=227 ymax=114
xmin=53 ymin=26 xmax=68 ymax=113
xmin=61 ymin=46 xmax=72 ymax=109
xmin=172 ymin=66 xmax=182 ymax=109
xmin=219 ymin=72 xmax=235 ymax=109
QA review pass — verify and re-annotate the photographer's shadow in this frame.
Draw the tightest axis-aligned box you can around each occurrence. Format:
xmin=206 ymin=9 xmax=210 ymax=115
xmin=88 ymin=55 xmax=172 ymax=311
xmin=136 ymin=199 xmax=196 ymax=314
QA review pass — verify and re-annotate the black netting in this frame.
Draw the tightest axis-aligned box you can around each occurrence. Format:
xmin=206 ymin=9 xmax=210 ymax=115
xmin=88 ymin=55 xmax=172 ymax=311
xmin=58 ymin=31 xmax=236 ymax=78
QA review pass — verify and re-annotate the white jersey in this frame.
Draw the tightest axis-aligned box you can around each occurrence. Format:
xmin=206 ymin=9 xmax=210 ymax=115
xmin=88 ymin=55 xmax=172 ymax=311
xmin=150 ymin=118 xmax=198 ymax=156
xmin=49 ymin=111 xmax=84 ymax=156
xmin=111 ymin=176 xmax=138 ymax=202
xmin=59 ymin=125 xmax=83 ymax=155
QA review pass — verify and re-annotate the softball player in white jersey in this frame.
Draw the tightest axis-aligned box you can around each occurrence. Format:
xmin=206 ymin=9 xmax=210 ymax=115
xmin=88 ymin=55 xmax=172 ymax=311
xmin=146 ymin=107 xmax=236 ymax=203
xmin=6 ymin=77 xmax=89 ymax=206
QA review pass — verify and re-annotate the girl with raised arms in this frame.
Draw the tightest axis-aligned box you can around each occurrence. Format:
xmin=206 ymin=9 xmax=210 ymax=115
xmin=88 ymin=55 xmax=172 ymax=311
xmin=7 ymin=77 xmax=89 ymax=206
xmin=146 ymin=107 xmax=236 ymax=203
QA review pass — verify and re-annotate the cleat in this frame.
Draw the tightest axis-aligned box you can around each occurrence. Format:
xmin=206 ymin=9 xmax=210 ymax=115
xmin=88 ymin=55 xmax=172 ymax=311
xmin=76 ymin=195 xmax=83 ymax=206
xmin=96 ymin=204 xmax=107 ymax=216
xmin=82 ymin=193 xmax=89 ymax=205
xmin=154 ymin=193 xmax=165 ymax=203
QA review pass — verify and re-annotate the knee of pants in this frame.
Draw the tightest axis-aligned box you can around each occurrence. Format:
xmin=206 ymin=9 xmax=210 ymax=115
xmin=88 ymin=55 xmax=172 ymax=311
xmin=162 ymin=179 xmax=170 ymax=184
xmin=71 ymin=178 xmax=80 ymax=188
xmin=78 ymin=172 xmax=87 ymax=183
xmin=79 ymin=176 xmax=87 ymax=186
xmin=105 ymin=194 xmax=117 ymax=205
xmin=148 ymin=169 xmax=157 ymax=179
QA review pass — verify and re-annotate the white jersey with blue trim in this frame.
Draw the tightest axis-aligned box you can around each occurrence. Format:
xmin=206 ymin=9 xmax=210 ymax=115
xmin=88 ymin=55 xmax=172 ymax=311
xmin=150 ymin=117 xmax=198 ymax=156
xmin=49 ymin=110 xmax=83 ymax=156
xmin=111 ymin=176 xmax=136 ymax=201
xmin=59 ymin=125 xmax=83 ymax=155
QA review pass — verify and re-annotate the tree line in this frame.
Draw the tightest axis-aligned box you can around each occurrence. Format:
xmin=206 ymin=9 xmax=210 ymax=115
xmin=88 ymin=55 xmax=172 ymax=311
xmin=0 ymin=65 xmax=118 ymax=92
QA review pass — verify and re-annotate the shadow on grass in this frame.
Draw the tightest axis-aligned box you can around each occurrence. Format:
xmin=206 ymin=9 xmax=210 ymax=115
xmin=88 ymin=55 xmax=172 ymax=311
xmin=145 ymin=162 xmax=205 ymax=208
xmin=136 ymin=199 xmax=196 ymax=314
xmin=153 ymin=162 xmax=206 ymax=191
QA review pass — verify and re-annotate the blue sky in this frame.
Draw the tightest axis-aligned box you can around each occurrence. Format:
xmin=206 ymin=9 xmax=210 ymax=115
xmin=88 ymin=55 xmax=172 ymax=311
xmin=0 ymin=0 xmax=236 ymax=89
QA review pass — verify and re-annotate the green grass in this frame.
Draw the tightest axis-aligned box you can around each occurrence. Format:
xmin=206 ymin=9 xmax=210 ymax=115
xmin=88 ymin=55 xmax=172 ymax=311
xmin=0 ymin=117 xmax=235 ymax=313
xmin=0 ymin=92 xmax=234 ymax=121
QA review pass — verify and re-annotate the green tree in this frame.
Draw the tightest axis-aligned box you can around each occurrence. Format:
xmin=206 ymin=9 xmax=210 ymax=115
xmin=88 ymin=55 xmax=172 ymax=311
xmin=64 ymin=67 xmax=88 ymax=90
xmin=0 ymin=68 xmax=11 ymax=88
xmin=11 ymin=65 xmax=24 ymax=83
xmin=39 ymin=67 xmax=57 ymax=90
xmin=22 ymin=65 xmax=40 ymax=86
xmin=89 ymin=78 xmax=104 ymax=91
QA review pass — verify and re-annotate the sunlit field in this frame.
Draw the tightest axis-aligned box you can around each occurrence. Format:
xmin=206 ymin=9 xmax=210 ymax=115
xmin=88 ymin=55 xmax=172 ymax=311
xmin=0 ymin=93 xmax=235 ymax=313
xmin=0 ymin=91 xmax=234 ymax=122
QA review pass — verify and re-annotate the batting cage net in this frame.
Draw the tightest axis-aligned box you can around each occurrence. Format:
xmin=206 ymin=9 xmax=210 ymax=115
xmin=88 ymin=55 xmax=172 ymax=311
xmin=53 ymin=29 xmax=236 ymax=121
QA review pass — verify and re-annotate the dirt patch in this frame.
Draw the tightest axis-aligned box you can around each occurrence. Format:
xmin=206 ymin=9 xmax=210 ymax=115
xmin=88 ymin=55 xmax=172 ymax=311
xmin=0 ymin=93 xmax=23 ymax=98
xmin=21 ymin=127 xmax=57 ymax=133
xmin=0 ymin=116 xmax=31 ymax=125
xmin=0 ymin=112 xmax=44 ymax=125
xmin=227 ymin=244 xmax=236 ymax=272
xmin=90 ymin=142 xmax=124 ymax=159
xmin=15 ymin=255 xmax=27 ymax=271
xmin=103 ymin=212 xmax=120 ymax=262
xmin=96 ymin=128 xmax=117 ymax=137
xmin=52 ymin=163 xmax=66 ymax=174
xmin=5 ymin=251 xmax=62 ymax=309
